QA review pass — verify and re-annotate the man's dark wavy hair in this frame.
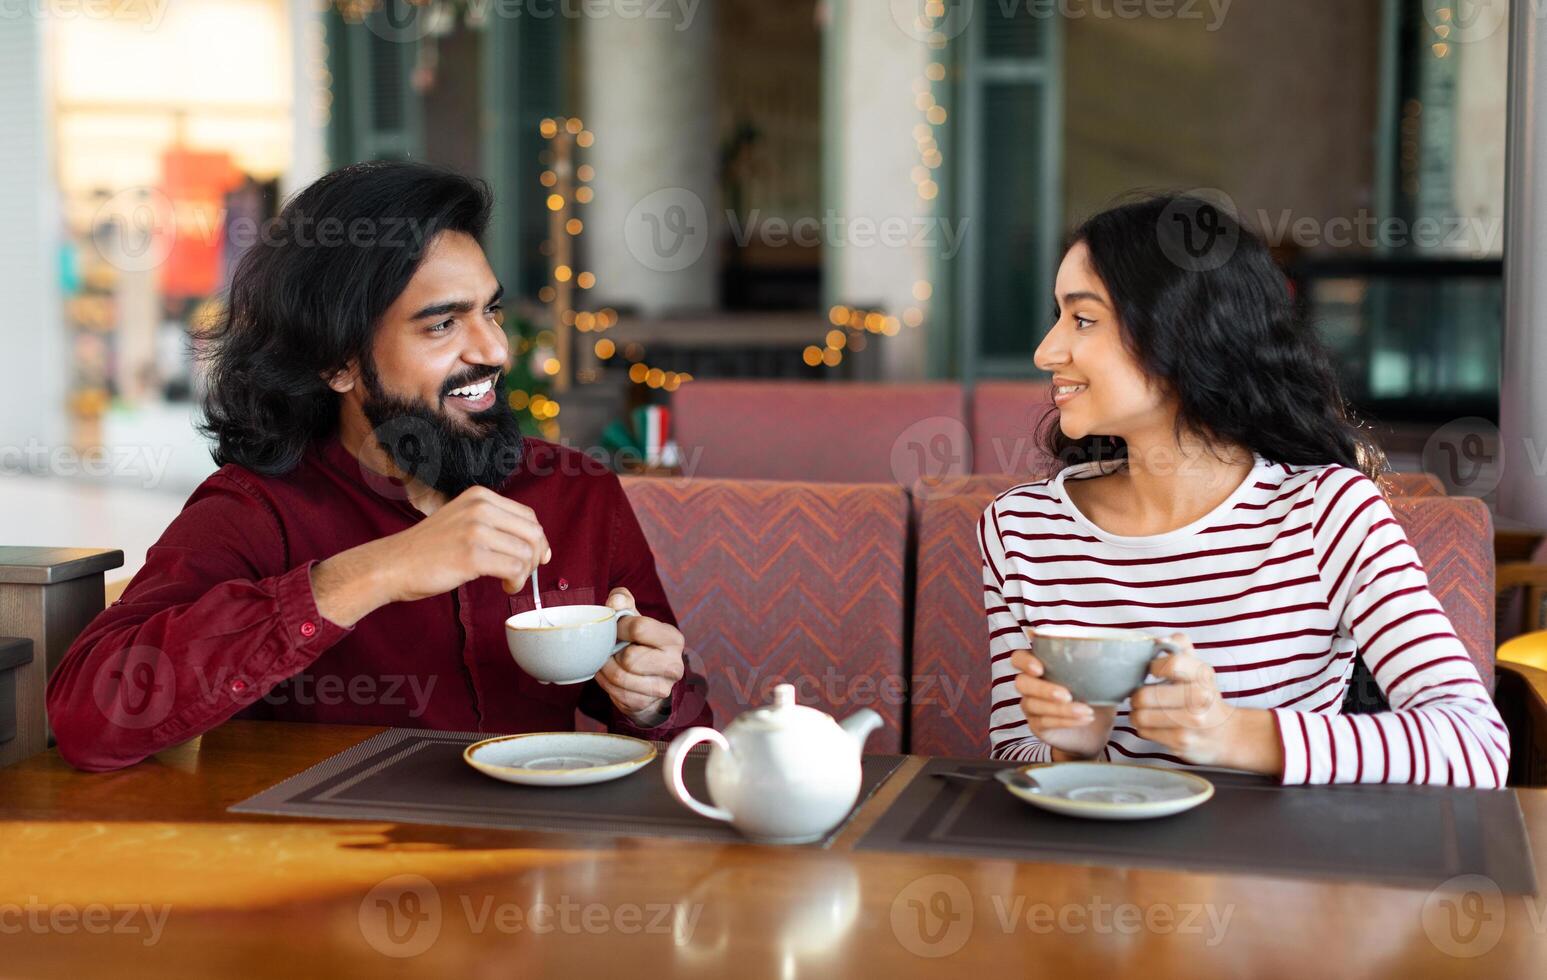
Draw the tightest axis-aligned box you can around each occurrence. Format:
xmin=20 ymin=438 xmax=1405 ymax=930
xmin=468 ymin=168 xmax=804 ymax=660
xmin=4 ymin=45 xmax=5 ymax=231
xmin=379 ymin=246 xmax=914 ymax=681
xmin=1040 ymin=193 xmax=1387 ymax=481
xmin=199 ymin=161 xmax=494 ymax=475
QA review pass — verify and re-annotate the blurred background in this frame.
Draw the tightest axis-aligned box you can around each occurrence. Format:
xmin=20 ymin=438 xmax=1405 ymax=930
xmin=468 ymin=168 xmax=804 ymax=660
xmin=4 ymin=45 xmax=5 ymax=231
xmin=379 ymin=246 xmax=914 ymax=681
xmin=0 ymin=0 xmax=1511 ymax=571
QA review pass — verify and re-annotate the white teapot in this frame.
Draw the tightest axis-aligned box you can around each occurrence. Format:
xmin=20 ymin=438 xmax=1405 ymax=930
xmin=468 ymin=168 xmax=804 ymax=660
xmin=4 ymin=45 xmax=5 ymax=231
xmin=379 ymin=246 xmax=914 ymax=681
xmin=663 ymin=683 xmax=884 ymax=844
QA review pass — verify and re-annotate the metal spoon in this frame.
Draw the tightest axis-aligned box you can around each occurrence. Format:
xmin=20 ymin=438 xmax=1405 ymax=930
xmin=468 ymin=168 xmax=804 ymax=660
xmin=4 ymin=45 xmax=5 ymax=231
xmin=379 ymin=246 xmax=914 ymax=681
xmin=932 ymin=768 xmax=1043 ymax=794
xmin=530 ymin=565 xmax=554 ymax=626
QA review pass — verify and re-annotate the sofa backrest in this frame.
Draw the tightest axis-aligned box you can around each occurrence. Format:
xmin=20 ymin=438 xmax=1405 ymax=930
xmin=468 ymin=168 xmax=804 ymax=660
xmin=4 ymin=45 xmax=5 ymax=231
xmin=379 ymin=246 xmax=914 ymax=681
xmin=672 ymin=381 xmax=968 ymax=484
xmin=1382 ymin=472 xmax=1447 ymax=497
xmin=623 ymin=476 xmax=911 ymax=752
xmin=969 ymin=381 xmax=1056 ymax=477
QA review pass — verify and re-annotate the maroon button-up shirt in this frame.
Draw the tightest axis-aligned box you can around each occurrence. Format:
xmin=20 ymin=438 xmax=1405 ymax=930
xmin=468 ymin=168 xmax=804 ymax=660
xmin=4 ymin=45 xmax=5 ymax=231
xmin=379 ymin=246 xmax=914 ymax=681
xmin=47 ymin=437 xmax=712 ymax=771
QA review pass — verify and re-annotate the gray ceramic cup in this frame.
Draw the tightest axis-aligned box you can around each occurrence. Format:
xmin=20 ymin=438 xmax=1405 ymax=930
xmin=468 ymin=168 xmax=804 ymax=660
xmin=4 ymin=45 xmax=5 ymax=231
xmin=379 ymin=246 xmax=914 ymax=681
xmin=1031 ymin=626 xmax=1184 ymax=706
xmin=505 ymin=605 xmax=639 ymax=685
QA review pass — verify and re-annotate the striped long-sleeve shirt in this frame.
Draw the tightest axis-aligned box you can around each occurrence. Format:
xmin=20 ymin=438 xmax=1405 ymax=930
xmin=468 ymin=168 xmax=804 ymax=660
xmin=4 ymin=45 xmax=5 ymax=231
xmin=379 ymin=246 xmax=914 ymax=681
xmin=981 ymin=454 xmax=1509 ymax=787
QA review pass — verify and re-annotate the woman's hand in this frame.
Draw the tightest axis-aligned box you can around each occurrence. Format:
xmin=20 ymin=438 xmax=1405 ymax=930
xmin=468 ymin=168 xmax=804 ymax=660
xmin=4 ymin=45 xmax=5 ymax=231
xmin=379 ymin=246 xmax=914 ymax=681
xmin=1129 ymin=634 xmax=1283 ymax=775
xmin=1011 ymin=646 xmax=1115 ymax=760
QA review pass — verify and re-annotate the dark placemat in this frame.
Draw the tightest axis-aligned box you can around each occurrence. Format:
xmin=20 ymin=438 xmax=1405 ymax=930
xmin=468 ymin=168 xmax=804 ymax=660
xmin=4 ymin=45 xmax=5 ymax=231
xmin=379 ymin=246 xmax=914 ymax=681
xmin=230 ymin=728 xmax=904 ymax=848
xmin=856 ymin=758 xmax=1538 ymax=894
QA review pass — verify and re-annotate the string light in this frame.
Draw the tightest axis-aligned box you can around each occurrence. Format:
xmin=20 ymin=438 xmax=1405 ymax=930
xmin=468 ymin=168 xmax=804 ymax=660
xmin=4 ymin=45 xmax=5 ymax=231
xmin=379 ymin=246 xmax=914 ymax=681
xmin=809 ymin=304 xmax=906 ymax=370
xmin=906 ymin=1 xmax=949 ymax=336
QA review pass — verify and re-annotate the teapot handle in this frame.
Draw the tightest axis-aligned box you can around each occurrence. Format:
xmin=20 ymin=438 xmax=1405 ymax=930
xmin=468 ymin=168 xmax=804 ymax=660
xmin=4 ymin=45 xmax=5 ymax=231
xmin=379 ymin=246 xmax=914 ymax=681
xmin=663 ymin=727 xmax=734 ymax=824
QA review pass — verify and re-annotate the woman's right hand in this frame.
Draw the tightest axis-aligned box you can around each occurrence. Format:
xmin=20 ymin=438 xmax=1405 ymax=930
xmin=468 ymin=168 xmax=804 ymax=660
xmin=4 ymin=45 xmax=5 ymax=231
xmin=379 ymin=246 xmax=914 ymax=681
xmin=1011 ymin=646 xmax=1116 ymax=760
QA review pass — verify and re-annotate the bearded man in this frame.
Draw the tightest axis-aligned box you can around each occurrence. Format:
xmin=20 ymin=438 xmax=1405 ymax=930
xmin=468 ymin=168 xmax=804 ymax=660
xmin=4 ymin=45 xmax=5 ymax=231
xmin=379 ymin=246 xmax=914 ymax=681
xmin=48 ymin=162 xmax=710 ymax=771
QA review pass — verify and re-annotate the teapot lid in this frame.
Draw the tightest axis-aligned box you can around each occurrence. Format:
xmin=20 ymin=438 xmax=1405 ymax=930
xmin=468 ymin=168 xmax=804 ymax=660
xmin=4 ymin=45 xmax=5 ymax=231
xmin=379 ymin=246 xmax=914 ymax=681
xmin=735 ymin=683 xmax=832 ymax=733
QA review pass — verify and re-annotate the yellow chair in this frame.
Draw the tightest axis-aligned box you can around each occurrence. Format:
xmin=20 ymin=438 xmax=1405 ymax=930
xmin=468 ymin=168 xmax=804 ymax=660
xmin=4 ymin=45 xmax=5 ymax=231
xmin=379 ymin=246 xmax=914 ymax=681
xmin=1498 ymin=634 xmax=1547 ymax=786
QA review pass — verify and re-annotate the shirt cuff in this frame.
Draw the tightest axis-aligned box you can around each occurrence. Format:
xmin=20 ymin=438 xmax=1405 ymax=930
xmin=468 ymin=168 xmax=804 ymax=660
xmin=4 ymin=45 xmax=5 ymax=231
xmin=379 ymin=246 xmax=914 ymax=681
xmin=609 ymin=674 xmax=701 ymax=738
xmin=1273 ymin=708 xmax=1309 ymax=785
xmin=279 ymin=561 xmax=354 ymax=655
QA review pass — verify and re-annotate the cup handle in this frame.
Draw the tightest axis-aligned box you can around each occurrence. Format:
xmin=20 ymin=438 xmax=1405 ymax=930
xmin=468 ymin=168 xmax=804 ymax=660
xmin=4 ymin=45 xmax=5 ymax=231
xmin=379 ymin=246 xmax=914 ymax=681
xmin=663 ymin=727 xmax=735 ymax=823
xmin=609 ymin=608 xmax=641 ymax=655
xmin=1141 ymin=639 xmax=1189 ymax=688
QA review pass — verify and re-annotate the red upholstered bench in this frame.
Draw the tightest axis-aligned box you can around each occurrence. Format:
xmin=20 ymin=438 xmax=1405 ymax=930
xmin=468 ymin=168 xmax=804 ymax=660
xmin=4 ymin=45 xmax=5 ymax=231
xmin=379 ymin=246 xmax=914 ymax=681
xmin=969 ymin=381 xmax=1056 ymax=477
xmin=907 ymin=487 xmax=1497 ymax=759
xmin=1382 ymin=472 xmax=1447 ymax=497
xmin=672 ymin=380 xmax=968 ymax=484
xmin=623 ymin=476 xmax=911 ymax=752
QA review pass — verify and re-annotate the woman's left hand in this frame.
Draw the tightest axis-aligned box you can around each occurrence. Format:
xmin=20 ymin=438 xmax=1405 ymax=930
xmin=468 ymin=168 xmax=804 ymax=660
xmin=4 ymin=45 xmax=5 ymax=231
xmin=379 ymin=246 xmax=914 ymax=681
xmin=1129 ymin=634 xmax=1284 ymax=774
xmin=1130 ymin=634 xmax=1237 ymax=767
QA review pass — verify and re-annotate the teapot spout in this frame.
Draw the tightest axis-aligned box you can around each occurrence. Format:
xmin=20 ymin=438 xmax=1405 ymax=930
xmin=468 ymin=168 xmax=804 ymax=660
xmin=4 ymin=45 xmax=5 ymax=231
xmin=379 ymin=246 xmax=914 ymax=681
xmin=838 ymin=708 xmax=883 ymax=750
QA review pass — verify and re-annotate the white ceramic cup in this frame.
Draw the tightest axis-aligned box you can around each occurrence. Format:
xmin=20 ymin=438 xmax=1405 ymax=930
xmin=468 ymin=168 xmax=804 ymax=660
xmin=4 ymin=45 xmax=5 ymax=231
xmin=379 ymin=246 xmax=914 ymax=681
xmin=504 ymin=604 xmax=640 ymax=685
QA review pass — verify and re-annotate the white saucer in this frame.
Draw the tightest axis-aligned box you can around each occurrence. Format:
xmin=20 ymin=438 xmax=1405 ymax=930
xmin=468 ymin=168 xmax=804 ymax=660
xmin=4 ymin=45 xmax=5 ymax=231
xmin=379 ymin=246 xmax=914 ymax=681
xmin=464 ymin=732 xmax=657 ymax=787
xmin=1003 ymin=762 xmax=1214 ymax=820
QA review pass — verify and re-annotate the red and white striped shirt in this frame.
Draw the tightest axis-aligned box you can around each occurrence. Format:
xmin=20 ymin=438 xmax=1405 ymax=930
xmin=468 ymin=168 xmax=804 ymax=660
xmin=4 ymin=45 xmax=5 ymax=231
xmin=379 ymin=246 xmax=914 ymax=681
xmin=981 ymin=455 xmax=1509 ymax=787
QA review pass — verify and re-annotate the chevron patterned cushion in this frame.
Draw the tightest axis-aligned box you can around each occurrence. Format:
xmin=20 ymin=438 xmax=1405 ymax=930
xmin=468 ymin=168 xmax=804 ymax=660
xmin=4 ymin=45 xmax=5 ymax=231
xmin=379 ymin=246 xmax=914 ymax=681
xmin=909 ymin=489 xmax=1497 ymax=760
xmin=910 ymin=489 xmax=1000 ymax=758
xmin=672 ymin=381 xmax=968 ymax=484
xmin=622 ymin=477 xmax=910 ymax=752
xmin=1382 ymin=472 xmax=1446 ymax=497
xmin=970 ymin=381 xmax=1058 ymax=477
xmin=1392 ymin=496 xmax=1495 ymax=692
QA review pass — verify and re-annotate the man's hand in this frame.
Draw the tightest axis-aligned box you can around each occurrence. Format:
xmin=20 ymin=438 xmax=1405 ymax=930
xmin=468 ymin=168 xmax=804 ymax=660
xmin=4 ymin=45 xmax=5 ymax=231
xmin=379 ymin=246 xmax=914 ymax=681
xmin=595 ymin=587 xmax=685 ymax=726
xmin=312 ymin=486 xmax=550 ymax=627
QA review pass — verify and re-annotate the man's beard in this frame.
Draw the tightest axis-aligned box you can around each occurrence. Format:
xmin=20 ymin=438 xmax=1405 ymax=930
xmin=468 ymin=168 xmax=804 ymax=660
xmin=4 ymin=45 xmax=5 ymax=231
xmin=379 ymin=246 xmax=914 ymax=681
xmin=360 ymin=362 xmax=525 ymax=498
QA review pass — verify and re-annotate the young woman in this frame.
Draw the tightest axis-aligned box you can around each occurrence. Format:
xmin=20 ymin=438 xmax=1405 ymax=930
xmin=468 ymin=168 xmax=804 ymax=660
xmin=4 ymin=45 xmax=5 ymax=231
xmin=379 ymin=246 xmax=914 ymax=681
xmin=983 ymin=195 xmax=1508 ymax=787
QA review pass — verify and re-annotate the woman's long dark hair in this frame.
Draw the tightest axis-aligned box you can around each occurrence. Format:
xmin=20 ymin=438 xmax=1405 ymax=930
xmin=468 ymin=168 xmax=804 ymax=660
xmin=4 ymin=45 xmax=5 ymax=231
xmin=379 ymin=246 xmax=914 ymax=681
xmin=1040 ymin=194 xmax=1387 ymax=481
xmin=198 ymin=161 xmax=493 ymax=475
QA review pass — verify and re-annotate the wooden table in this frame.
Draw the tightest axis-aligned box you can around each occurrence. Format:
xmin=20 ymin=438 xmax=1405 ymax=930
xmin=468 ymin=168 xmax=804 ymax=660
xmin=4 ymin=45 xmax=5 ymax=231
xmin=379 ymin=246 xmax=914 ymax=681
xmin=2 ymin=722 xmax=1544 ymax=978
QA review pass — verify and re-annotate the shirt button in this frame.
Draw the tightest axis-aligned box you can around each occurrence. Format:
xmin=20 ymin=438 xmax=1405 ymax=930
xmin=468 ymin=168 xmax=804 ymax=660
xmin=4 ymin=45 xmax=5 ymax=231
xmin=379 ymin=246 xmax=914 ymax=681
xmin=230 ymin=678 xmax=248 ymax=695
xmin=558 ymin=579 xmax=569 ymax=591
xmin=300 ymin=621 xmax=317 ymax=638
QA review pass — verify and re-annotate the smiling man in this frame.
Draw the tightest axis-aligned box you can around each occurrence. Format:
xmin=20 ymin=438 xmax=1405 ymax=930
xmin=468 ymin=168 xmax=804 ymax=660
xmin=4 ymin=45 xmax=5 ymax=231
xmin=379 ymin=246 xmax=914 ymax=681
xmin=47 ymin=161 xmax=711 ymax=771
